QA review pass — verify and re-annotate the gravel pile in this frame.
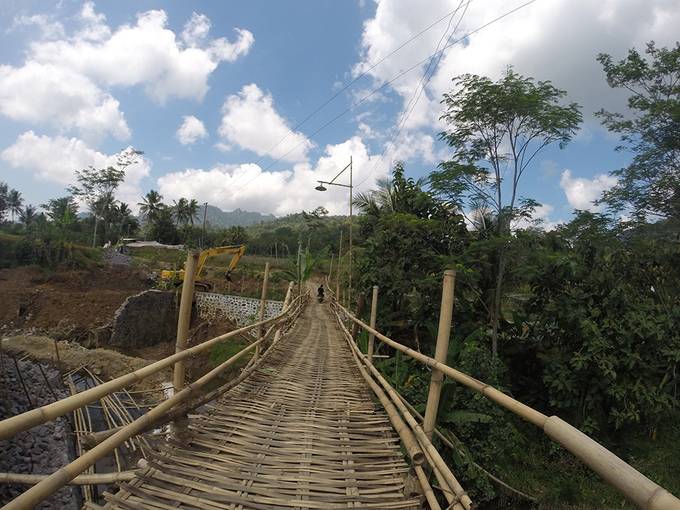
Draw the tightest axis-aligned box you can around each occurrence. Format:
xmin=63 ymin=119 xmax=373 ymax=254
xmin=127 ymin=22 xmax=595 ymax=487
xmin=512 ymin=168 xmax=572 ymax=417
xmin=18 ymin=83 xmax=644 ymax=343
xmin=0 ymin=357 xmax=79 ymax=509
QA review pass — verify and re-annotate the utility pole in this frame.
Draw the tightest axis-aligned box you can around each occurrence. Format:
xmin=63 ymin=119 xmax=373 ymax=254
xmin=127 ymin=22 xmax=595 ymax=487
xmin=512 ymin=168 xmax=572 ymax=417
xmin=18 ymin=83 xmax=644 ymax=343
xmin=200 ymin=202 xmax=208 ymax=248
xmin=348 ymin=155 xmax=353 ymax=309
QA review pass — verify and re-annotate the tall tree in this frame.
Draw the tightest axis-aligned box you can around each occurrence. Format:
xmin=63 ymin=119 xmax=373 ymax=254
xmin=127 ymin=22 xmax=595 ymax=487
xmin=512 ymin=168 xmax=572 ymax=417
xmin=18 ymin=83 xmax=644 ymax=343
xmin=431 ymin=68 xmax=582 ymax=356
xmin=187 ymin=199 xmax=200 ymax=226
xmin=19 ymin=204 xmax=37 ymax=227
xmin=138 ymin=190 xmax=164 ymax=223
xmin=69 ymin=148 xmax=142 ymax=247
xmin=7 ymin=189 xmax=23 ymax=222
xmin=0 ymin=182 xmax=8 ymax=220
xmin=173 ymin=198 xmax=190 ymax=226
xmin=596 ymin=41 xmax=680 ymax=221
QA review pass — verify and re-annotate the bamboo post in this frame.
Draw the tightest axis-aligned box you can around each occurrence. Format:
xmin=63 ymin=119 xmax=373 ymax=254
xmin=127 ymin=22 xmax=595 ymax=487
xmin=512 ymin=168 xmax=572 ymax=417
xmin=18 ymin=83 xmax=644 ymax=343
xmin=367 ymin=286 xmax=379 ymax=363
xmin=334 ymin=303 xmax=680 ymax=510
xmin=328 ymin=253 xmax=334 ymax=286
xmin=350 ymin=292 xmax=365 ymax=340
xmin=173 ymin=250 xmax=199 ymax=393
xmin=336 ymin=229 xmax=342 ymax=300
xmin=423 ymin=270 xmax=455 ymax=440
xmin=256 ymin=262 xmax=270 ymax=356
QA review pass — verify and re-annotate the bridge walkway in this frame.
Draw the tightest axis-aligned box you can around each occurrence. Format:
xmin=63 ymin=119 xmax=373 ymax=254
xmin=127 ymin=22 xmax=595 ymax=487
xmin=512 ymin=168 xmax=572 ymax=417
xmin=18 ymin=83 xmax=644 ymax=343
xmin=103 ymin=300 xmax=420 ymax=509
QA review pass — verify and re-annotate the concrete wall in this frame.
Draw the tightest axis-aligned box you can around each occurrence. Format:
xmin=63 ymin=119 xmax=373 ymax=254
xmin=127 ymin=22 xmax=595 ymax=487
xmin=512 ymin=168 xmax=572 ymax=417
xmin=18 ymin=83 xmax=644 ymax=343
xmin=108 ymin=290 xmax=177 ymax=349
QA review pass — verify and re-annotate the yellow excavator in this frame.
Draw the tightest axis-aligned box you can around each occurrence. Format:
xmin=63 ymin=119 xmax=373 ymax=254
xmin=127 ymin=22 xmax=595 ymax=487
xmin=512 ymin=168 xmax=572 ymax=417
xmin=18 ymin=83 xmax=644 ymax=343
xmin=160 ymin=244 xmax=246 ymax=291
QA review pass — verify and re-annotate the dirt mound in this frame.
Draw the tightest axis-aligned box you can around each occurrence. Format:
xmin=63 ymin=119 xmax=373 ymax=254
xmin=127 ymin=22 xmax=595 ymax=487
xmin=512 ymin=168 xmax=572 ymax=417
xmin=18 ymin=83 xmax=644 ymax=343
xmin=0 ymin=335 xmax=170 ymax=394
xmin=0 ymin=265 xmax=148 ymax=332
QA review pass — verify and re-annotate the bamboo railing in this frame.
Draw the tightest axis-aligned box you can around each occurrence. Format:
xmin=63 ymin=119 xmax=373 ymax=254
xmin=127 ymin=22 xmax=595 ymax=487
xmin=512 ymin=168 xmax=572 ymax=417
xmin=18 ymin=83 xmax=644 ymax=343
xmin=0 ymin=286 xmax=307 ymax=510
xmin=329 ymin=275 xmax=680 ymax=510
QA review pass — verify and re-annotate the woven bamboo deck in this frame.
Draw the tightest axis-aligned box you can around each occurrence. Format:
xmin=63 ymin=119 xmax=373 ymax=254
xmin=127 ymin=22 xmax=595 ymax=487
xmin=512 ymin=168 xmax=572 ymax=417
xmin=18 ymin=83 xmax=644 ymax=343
xmin=103 ymin=301 xmax=421 ymax=509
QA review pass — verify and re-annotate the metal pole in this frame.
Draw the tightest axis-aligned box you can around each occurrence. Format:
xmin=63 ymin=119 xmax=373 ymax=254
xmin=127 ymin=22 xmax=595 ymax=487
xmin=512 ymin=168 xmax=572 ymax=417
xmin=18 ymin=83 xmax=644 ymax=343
xmin=422 ymin=270 xmax=456 ymax=440
xmin=173 ymin=251 xmax=200 ymax=393
xmin=348 ymin=155 xmax=353 ymax=310
xmin=367 ymin=286 xmax=379 ymax=363
xmin=201 ymin=202 xmax=208 ymax=248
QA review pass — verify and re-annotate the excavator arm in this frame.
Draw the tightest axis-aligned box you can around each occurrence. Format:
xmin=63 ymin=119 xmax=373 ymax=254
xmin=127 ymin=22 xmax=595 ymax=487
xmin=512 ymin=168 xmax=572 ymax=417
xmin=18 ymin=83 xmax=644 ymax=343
xmin=160 ymin=244 xmax=246 ymax=285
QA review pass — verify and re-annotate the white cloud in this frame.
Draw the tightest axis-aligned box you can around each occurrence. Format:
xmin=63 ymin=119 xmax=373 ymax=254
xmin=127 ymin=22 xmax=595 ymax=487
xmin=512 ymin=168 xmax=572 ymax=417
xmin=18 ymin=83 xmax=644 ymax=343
xmin=0 ymin=62 xmax=130 ymax=142
xmin=158 ymin=136 xmax=389 ymax=216
xmin=219 ymin=84 xmax=313 ymax=163
xmin=560 ymin=169 xmax=617 ymax=212
xmin=10 ymin=14 xmax=65 ymax=39
xmin=0 ymin=4 xmax=255 ymax=145
xmin=1 ymin=131 xmax=149 ymax=208
xmin=356 ymin=0 xmax=680 ymax=135
xmin=176 ymin=115 xmax=208 ymax=145
xmin=29 ymin=6 xmax=255 ymax=103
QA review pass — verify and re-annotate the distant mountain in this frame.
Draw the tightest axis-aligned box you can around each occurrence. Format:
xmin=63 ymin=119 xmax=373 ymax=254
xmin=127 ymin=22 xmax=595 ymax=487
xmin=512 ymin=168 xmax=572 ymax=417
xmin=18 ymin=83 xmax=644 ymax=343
xmin=202 ymin=205 xmax=276 ymax=228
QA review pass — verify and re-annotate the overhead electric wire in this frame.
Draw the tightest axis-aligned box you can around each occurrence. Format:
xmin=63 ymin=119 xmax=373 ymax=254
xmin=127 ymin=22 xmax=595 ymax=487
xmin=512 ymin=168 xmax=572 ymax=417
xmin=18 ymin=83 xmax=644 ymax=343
xmin=256 ymin=0 xmax=474 ymax=166
xmin=233 ymin=0 xmax=538 ymax=194
xmin=357 ymin=0 xmax=470 ymax=188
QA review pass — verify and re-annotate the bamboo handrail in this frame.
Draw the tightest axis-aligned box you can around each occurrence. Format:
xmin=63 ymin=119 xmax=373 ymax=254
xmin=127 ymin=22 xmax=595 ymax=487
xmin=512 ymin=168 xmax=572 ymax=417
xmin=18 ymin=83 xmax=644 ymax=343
xmin=332 ymin=305 xmax=470 ymax=510
xmin=2 ymin=294 xmax=308 ymax=510
xmin=0 ymin=294 xmax=304 ymax=441
xmin=332 ymin=299 xmax=680 ymax=510
xmin=0 ymin=471 xmax=137 ymax=485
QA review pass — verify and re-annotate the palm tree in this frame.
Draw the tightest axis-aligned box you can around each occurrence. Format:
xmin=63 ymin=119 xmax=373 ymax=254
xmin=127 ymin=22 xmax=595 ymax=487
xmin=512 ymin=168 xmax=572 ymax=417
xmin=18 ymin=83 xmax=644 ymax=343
xmin=138 ymin=190 xmax=164 ymax=223
xmin=187 ymin=199 xmax=200 ymax=225
xmin=0 ymin=182 xmax=8 ymax=220
xmin=7 ymin=189 xmax=23 ymax=222
xmin=173 ymin=198 xmax=190 ymax=226
xmin=19 ymin=204 xmax=36 ymax=227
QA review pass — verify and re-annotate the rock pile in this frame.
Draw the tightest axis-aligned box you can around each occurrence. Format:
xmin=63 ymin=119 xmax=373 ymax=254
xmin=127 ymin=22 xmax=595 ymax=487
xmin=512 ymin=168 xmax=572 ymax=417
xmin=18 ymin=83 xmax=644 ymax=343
xmin=0 ymin=357 xmax=78 ymax=509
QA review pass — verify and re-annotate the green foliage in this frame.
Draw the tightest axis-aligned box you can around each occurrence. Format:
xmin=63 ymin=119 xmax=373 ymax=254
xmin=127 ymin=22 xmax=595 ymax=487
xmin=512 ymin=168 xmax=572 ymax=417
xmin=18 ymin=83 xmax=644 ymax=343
xmin=596 ymin=41 xmax=680 ymax=220
xmin=209 ymin=339 xmax=250 ymax=367
xmin=513 ymin=213 xmax=680 ymax=433
xmin=0 ymin=232 xmax=100 ymax=269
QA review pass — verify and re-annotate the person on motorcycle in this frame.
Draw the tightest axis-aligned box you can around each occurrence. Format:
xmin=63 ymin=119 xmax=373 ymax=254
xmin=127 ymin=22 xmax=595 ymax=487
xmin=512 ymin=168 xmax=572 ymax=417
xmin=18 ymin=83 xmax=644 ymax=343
xmin=317 ymin=285 xmax=325 ymax=303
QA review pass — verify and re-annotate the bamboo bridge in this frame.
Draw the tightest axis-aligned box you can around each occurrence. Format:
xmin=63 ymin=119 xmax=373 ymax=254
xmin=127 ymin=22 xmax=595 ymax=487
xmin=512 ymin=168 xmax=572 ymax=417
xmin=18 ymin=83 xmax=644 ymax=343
xmin=1 ymin=262 xmax=679 ymax=509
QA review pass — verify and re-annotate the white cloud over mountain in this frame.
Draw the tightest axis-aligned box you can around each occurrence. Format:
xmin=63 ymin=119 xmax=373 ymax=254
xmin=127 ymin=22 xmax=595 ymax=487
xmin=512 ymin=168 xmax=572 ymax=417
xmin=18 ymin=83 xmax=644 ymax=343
xmin=219 ymin=84 xmax=314 ymax=163
xmin=158 ymin=136 xmax=389 ymax=216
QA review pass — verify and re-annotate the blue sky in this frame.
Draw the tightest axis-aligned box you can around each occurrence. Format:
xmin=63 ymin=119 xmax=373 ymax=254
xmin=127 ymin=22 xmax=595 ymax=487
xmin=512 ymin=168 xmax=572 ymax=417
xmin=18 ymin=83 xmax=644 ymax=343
xmin=0 ymin=0 xmax=677 ymax=224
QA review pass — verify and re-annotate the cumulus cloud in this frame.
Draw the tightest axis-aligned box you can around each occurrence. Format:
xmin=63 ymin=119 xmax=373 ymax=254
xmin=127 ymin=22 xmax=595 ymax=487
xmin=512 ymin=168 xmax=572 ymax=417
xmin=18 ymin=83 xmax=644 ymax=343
xmin=356 ymin=0 xmax=680 ymax=134
xmin=158 ymin=136 xmax=389 ymax=216
xmin=0 ymin=62 xmax=130 ymax=142
xmin=1 ymin=131 xmax=149 ymax=207
xmin=10 ymin=14 xmax=65 ymax=39
xmin=560 ymin=169 xmax=617 ymax=211
xmin=0 ymin=3 xmax=254 ymax=143
xmin=219 ymin=84 xmax=314 ymax=163
xmin=176 ymin=115 xmax=208 ymax=145
xmin=29 ymin=5 xmax=255 ymax=103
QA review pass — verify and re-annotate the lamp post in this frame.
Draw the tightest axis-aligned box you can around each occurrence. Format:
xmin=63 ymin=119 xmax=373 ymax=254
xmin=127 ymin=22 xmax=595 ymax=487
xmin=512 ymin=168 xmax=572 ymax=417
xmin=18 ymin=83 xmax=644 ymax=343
xmin=315 ymin=156 xmax=353 ymax=308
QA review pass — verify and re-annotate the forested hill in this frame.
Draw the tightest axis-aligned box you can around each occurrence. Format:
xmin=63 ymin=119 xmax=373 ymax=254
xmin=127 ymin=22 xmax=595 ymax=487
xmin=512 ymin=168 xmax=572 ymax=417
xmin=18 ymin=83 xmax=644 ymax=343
xmin=203 ymin=205 xmax=275 ymax=228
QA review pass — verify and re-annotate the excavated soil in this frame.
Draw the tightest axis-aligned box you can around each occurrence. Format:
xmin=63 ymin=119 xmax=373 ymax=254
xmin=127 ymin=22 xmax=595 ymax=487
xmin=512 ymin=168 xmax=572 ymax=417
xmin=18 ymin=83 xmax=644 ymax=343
xmin=0 ymin=265 xmax=148 ymax=333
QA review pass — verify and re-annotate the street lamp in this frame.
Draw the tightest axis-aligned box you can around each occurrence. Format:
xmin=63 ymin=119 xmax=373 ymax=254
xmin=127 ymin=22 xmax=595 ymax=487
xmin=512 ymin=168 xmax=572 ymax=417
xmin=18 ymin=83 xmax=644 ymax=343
xmin=314 ymin=156 xmax=353 ymax=308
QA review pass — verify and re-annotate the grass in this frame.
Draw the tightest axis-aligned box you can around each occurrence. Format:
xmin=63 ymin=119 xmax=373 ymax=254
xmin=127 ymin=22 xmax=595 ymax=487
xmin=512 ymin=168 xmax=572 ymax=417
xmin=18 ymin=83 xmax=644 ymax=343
xmin=484 ymin=414 xmax=680 ymax=509
xmin=209 ymin=338 xmax=251 ymax=368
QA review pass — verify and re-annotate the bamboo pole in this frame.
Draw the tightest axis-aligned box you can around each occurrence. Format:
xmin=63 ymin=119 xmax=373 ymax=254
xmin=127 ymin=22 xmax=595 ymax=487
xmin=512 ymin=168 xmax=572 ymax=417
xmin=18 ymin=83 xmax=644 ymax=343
xmin=0 ymin=302 xmax=295 ymax=441
xmin=336 ymin=229 xmax=342 ymax=299
xmin=423 ymin=269 xmax=455 ymax=440
xmin=0 ymin=471 xmax=137 ymax=485
xmin=173 ymin=250 xmax=199 ymax=392
xmin=2 ymin=335 xmax=268 ymax=510
xmin=257 ymin=262 xmax=271 ymax=356
xmin=333 ymin=307 xmax=471 ymax=509
xmin=350 ymin=292 xmax=365 ymax=340
xmin=367 ymin=286 xmax=379 ymax=364
xmin=336 ymin=302 xmax=680 ymax=510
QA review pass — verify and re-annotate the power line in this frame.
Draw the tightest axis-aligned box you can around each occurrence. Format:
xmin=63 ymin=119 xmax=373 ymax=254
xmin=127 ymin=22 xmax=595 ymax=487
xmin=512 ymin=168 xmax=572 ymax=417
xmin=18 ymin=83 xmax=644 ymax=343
xmin=233 ymin=0 xmax=538 ymax=194
xmin=258 ymin=1 xmax=474 ymax=165
xmin=358 ymin=0 xmax=470 ymax=188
